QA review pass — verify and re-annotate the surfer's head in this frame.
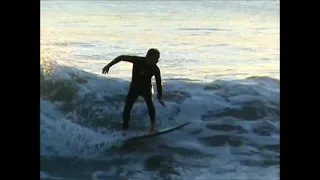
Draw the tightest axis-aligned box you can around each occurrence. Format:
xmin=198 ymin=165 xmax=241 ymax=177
xmin=146 ymin=48 xmax=160 ymax=65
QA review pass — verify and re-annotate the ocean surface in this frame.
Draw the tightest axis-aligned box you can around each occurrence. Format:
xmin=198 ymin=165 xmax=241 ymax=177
xmin=40 ymin=0 xmax=280 ymax=179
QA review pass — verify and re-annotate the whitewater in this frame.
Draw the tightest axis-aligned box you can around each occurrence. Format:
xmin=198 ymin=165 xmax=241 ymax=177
xmin=40 ymin=1 xmax=280 ymax=179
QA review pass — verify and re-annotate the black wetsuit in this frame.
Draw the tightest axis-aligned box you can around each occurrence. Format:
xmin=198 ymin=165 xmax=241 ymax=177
xmin=121 ymin=56 xmax=162 ymax=130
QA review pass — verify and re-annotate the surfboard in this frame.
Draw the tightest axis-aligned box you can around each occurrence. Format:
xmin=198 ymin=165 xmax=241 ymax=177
xmin=125 ymin=122 xmax=190 ymax=141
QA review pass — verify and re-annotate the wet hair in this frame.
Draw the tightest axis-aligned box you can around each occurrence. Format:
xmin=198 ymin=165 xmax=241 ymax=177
xmin=146 ymin=48 xmax=160 ymax=59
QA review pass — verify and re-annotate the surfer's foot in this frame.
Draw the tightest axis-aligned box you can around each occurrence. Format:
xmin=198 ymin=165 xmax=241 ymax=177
xmin=150 ymin=121 xmax=156 ymax=132
xmin=122 ymin=127 xmax=129 ymax=136
xmin=149 ymin=129 xmax=157 ymax=133
xmin=149 ymin=127 xmax=157 ymax=133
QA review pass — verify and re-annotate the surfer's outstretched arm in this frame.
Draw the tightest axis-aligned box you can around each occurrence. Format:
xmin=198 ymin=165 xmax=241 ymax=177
xmin=109 ymin=55 xmax=138 ymax=65
xmin=102 ymin=55 xmax=138 ymax=74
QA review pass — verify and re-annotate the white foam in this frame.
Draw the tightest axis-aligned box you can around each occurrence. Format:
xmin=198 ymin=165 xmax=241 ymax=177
xmin=40 ymin=98 xmax=130 ymax=157
xmin=40 ymin=171 xmax=66 ymax=180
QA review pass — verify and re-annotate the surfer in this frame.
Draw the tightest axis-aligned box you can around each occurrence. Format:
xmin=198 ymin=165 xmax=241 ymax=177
xmin=102 ymin=48 xmax=165 ymax=132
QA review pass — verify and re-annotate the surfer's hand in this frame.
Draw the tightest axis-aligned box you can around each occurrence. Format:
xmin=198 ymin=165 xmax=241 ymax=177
xmin=102 ymin=65 xmax=110 ymax=74
xmin=158 ymin=99 xmax=165 ymax=107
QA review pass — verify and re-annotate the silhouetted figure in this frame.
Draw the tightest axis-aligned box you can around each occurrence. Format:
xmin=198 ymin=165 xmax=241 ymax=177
xmin=102 ymin=48 xmax=165 ymax=132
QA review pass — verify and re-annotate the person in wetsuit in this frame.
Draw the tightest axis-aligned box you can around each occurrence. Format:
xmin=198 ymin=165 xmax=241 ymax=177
xmin=102 ymin=48 xmax=165 ymax=132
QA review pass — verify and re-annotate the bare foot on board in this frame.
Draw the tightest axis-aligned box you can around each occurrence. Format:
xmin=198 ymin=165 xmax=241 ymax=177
xmin=149 ymin=129 xmax=158 ymax=133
